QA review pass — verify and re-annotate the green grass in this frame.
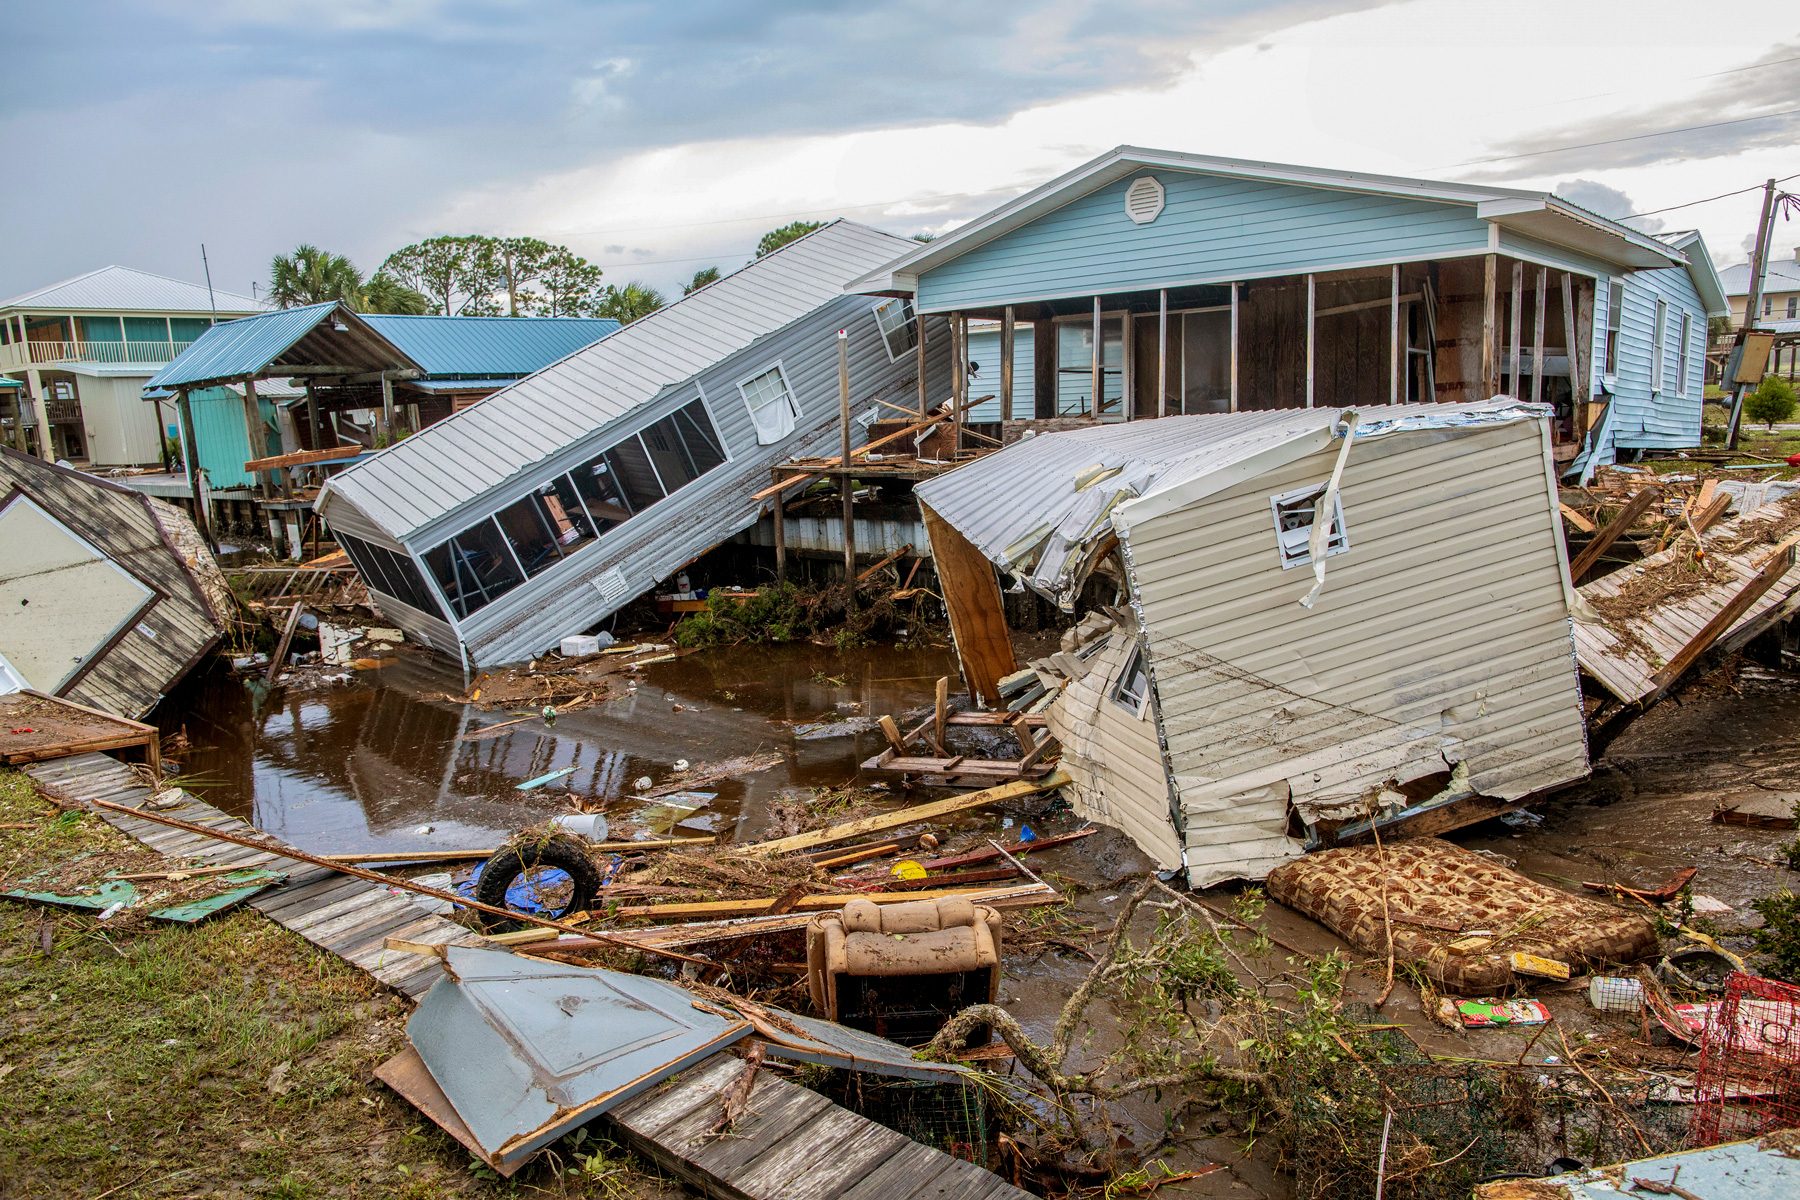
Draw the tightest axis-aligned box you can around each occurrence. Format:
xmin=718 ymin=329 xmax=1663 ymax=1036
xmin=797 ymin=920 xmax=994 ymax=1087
xmin=0 ymin=770 xmax=673 ymax=1199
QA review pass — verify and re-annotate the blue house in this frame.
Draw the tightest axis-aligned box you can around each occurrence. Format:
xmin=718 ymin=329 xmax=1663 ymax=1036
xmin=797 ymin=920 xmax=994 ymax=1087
xmin=851 ymin=147 xmax=1726 ymax=472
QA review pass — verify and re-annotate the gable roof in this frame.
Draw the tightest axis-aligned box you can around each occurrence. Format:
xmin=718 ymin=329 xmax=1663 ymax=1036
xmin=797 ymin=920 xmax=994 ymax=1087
xmin=359 ymin=314 xmax=619 ymax=379
xmin=144 ymin=303 xmax=421 ymax=392
xmin=320 ymin=220 xmax=916 ymax=541
xmin=1653 ymin=230 xmax=1730 ymax=316
xmin=0 ymin=266 xmax=263 ymax=316
xmin=1718 ymin=254 xmax=1800 ymax=298
xmin=850 ymin=146 xmax=1685 ymax=295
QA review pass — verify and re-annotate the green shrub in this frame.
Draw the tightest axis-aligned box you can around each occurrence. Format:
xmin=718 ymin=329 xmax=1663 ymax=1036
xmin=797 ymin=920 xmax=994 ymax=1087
xmin=1745 ymin=375 xmax=1799 ymax=430
xmin=1749 ymin=888 xmax=1800 ymax=983
xmin=673 ymin=583 xmax=808 ymax=648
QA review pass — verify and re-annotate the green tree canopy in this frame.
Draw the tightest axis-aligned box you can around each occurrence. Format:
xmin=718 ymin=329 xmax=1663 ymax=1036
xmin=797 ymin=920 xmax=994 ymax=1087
xmin=536 ymin=248 xmax=608 ymax=317
xmin=379 ymin=235 xmax=611 ymax=316
xmin=755 ymin=220 xmax=825 ymax=259
xmin=268 ymin=245 xmax=432 ymax=314
xmin=475 ymin=236 xmax=558 ymax=316
xmin=358 ymin=272 xmax=431 ymax=315
xmin=378 ymin=236 xmax=501 ymax=315
xmin=683 ymin=266 xmax=721 ymax=295
xmin=596 ymin=282 xmax=665 ymax=325
xmin=1746 ymin=375 xmax=1799 ymax=430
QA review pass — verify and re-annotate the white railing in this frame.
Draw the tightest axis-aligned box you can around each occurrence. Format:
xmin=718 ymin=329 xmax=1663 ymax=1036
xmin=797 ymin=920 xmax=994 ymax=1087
xmin=0 ymin=339 xmax=194 ymax=371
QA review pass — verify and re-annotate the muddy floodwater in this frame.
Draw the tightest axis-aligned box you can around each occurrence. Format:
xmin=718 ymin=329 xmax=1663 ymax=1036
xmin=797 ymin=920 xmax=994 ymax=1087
xmin=154 ymin=642 xmax=966 ymax=856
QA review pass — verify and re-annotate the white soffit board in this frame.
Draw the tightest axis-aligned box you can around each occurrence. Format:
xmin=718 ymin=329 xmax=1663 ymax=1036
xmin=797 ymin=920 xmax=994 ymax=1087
xmin=0 ymin=493 xmax=154 ymax=692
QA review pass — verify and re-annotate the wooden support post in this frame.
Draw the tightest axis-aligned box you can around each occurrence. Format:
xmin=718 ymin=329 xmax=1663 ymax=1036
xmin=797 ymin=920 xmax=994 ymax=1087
xmin=1000 ymin=306 xmax=1015 ymax=422
xmin=1122 ymin=309 xmax=1134 ymax=420
xmin=1531 ymin=266 xmax=1548 ymax=405
xmin=837 ymin=330 xmax=854 ymax=609
xmin=174 ymin=388 xmax=214 ymax=551
xmin=379 ymin=373 xmax=395 ymax=443
xmin=1507 ymin=260 xmax=1523 ymax=397
xmin=1482 ymin=253 xmax=1499 ymax=397
xmin=1305 ymin=274 xmax=1316 ymax=408
xmin=915 ymin=304 xmax=929 ymax=419
xmin=1230 ymin=282 xmax=1239 ymax=412
xmin=1158 ymin=288 xmax=1169 ymax=417
xmin=1389 ymin=265 xmax=1401 ymax=405
xmin=933 ymin=675 xmax=949 ymax=754
xmin=920 ymin=501 xmax=1018 ymax=707
xmin=772 ymin=488 xmax=786 ymax=585
xmin=1562 ymin=273 xmax=1587 ymax=436
xmin=1569 ymin=486 xmax=1662 ymax=581
xmin=950 ymin=313 xmax=966 ymax=450
xmin=1652 ymin=546 xmax=1797 ymax=691
xmin=1033 ymin=317 xmax=1055 ymax=418
xmin=242 ymin=377 xmax=264 ymax=495
xmin=1090 ymin=296 xmax=1102 ymax=419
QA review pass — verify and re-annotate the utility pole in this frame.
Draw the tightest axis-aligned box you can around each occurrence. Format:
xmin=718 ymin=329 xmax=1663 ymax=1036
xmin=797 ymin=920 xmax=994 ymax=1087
xmin=1727 ymin=179 xmax=1778 ymax=449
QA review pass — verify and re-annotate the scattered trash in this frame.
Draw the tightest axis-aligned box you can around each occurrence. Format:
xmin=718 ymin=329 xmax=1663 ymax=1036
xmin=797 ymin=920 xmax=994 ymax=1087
xmin=550 ymin=812 xmax=610 ymax=840
xmin=1589 ymin=976 xmax=1645 ymax=1012
xmin=1449 ymin=998 xmax=1553 ymax=1028
xmin=515 ymin=766 xmax=578 ymax=791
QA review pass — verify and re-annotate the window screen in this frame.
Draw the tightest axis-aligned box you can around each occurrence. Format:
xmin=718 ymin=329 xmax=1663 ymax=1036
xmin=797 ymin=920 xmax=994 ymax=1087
xmin=423 ymin=519 xmax=524 ymax=619
xmin=571 ymin=456 xmax=633 ymax=530
xmin=1113 ymin=645 xmax=1150 ymax=713
xmin=1270 ymin=484 xmax=1349 ymax=569
xmin=738 ymin=365 xmax=798 ymax=444
xmin=640 ymin=400 xmax=725 ymax=492
xmin=495 ymin=491 xmax=566 ymax=577
xmin=336 ymin=533 xmax=443 ymax=618
xmin=605 ymin=437 xmax=666 ymax=510
xmin=873 ymin=298 xmax=918 ymax=361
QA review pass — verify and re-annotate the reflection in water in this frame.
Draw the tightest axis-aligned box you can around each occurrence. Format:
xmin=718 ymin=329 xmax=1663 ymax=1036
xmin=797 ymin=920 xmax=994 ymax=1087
xmin=156 ymin=642 xmax=959 ymax=856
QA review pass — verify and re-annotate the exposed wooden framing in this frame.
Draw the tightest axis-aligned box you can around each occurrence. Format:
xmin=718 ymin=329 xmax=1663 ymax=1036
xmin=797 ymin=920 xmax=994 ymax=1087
xmin=1090 ymin=296 xmax=1102 ymax=419
xmin=1317 ymin=292 xmax=1423 ymax=320
xmin=1481 ymin=253 xmax=1499 ymax=397
xmin=267 ymin=602 xmax=305 ymax=682
xmin=915 ymin=302 xmax=928 ymax=419
xmin=920 ymin=501 xmax=1018 ymax=706
xmin=1157 ymin=289 xmax=1169 ymax=418
xmin=1032 ymin=316 xmax=1055 ymax=418
xmin=1559 ymin=503 xmax=1597 ymax=533
xmin=1000 ymin=306 xmax=1015 ymax=421
xmin=1561 ymin=272 xmax=1589 ymax=435
xmin=837 ymin=330 xmax=854 ymax=608
xmin=1389 ymin=265 xmax=1401 ymax=405
xmin=1305 ymin=273 xmax=1316 ymax=408
xmin=1507 ymin=260 xmax=1524 ymax=397
xmin=1229 ymin=282 xmax=1239 ymax=412
xmin=744 ymin=773 xmax=1068 ymax=857
xmin=1651 ymin=546 xmax=1797 ymax=692
xmin=1531 ymin=266 xmax=1548 ymax=405
xmin=1569 ymin=486 xmax=1662 ymax=581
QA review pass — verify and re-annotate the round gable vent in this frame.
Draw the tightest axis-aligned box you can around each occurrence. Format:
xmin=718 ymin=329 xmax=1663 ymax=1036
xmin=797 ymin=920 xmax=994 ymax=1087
xmin=1125 ymin=175 xmax=1165 ymax=225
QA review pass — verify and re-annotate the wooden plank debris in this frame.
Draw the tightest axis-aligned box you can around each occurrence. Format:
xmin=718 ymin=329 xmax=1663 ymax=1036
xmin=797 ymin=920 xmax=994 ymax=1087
xmin=744 ymin=773 xmax=1068 ymax=857
xmin=1569 ymin=486 xmax=1662 ymax=581
xmin=0 ymin=691 xmax=160 ymax=771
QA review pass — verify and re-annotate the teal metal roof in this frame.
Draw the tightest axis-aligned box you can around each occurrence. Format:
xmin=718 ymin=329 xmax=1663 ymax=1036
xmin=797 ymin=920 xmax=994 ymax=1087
xmin=360 ymin=315 xmax=618 ymax=379
xmin=145 ymin=303 xmax=344 ymax=390
xmin=0 ymin=377 xmax=22 ymax=388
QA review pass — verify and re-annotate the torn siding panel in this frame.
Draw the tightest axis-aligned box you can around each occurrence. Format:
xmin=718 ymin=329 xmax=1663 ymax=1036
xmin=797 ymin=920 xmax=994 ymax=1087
xmin=1117 ymin=420 xmax=1587 ymax=883
xmin=1046 ymin=630 xmax=1182 ymax=869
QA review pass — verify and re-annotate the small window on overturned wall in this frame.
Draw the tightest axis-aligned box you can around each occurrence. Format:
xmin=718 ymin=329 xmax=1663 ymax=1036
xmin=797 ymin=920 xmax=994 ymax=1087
xmin=1270 ymin=483 xmax=1349 ymax=570
xmin=1112 ymin=644 xmax=1150 ymax=714
xmin=738 ymin=363 xmax=799 ymax=445
xmin=872 ymin=297 xmax=917 ymax=362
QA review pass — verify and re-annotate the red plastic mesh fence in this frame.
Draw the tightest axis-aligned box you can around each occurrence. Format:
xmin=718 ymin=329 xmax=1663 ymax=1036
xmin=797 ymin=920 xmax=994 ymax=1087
xmin=1689 ymin=971 xmax=1800 ymax=1145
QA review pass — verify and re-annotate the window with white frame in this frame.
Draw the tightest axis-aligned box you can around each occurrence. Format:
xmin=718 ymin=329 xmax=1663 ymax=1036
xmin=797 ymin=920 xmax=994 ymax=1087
xmin=1112 ymin=644 xmax=1150 ymax=714
xmin=1270 ymin=483 xmax=1349 ymax=569
xmin=1604 ymin=282 xmax=1623 ymax=376
xmin=1789 ymin=297 xmax=1798 ymax=319
xmin=1676 ymin=312 xmax=1691 ymax=397
xmin=1651 ymin=299 xmax=1668 ymax=393
xmin=872 ymin=297 xmax=917 ymax=362
xmin=737 ymin=363 xmax=799 ymax=445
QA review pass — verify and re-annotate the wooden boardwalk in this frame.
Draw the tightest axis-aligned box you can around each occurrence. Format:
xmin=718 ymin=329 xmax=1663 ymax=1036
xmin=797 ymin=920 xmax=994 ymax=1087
xmin=24 ymin=752 xmax=482 ymax=999
xmin=611 ymin=1055 xmax=1036 ymax=1200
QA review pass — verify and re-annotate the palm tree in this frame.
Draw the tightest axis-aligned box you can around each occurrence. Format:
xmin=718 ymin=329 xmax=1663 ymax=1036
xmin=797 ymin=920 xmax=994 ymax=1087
xmin=359 ymin=272 xmax=432 ymax=315
xmin=598 ymin=282 xmax=665 ymax=325
xmin=682 ymin=266 xmax=721 ymax=295
xmin=268 ymin=245 xmax=362 ymax=308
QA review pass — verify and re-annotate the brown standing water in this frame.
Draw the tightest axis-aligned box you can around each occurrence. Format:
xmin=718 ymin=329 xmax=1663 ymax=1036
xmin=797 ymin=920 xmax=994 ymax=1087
xmin=154 ymin=642 xmax=965 ymax=857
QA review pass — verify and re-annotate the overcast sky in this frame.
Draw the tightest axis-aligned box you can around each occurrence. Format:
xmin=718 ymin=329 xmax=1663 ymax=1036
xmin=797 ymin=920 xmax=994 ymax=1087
xmin=3 ymin=0 xmax=1796 ymax=304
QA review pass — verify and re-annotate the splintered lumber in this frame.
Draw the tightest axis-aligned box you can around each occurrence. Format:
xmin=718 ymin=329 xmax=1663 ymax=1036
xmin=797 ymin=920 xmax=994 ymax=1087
xmin=1650 ymin=545 xmax=1797 ymax=691
xmin=611 ymin=883 xmax=1055 ymax=921
xmin=266 ymin=602 xmax=306 ymax=682
xmin=1692 ymin=491 xmax=1732 ymax=535
xmin=82 ymin=797 xmax=708 ymax=967
xmin=1569 ymin=486 xmax=1662 ymax=581
xmin=244 ymin=444 xmax=363 ymax=473
xmin=921 ymin=502 xmax=1019 ymax=706
xmin=913 ymin=826 xmax=1097 ymax=871
xmin=1559 ymin=503 xmax=1597 ymax=533
xmin=316 ymin=835 xmax=712 ymax=866
xmin=743 ymin=772 xmax=1069 ymax=857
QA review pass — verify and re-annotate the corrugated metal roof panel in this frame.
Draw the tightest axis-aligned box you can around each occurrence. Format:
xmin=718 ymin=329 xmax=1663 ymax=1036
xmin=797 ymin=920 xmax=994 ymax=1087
xmin=0 ymin=265 xmax=263 ymax=315
xmin=144 ymin=303 xmax=340 ymax=390
xmin=360 ymin=314 xmax=619 ymax=378
xmin=323 ymin=220 xmax=917 ymax=539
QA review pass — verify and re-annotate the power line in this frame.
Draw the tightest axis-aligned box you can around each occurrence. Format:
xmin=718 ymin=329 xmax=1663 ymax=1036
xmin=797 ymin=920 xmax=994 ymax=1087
xmin=1451 ymin=106 xmax=1800 ymax=168
xmin=1627 ymin=171 xmax=1800 ymax=219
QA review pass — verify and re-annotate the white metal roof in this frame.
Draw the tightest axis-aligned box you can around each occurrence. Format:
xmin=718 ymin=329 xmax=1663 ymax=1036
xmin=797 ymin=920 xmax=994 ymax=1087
xmin=322 ymin=220 xmax=916 ymax=539
xmin=1719 ymin=254 xmax=1800 ymax=297
xmin=0 ymin=266 xmax=264 ymax=316
xmin=849 ymin=146 xmax=1683 ymax=294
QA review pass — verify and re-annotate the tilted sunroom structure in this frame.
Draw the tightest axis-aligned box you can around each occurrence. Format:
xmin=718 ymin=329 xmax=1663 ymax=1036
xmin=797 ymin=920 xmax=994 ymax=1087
xmin=913 ymin=400 xmax=1590 ymax=887
xmin=850 ymin=147 xmax=1724 ymax=473
xmin=317 ymin=221 xmax=949 ymax=665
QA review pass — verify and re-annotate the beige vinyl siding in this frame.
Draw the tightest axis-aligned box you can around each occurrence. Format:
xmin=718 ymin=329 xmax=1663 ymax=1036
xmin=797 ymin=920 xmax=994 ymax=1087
xmin=1046 ymin=631 xmax=1183 ymax=869
xmin=1118 ymin=420 xmax=1587 ymax=884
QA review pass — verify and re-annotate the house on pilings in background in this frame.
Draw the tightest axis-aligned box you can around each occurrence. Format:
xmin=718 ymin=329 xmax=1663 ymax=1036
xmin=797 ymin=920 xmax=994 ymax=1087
xmin=848 ymin=146 xmax=1727 ymax=476
xmin=313 ymin=221 xmax=951 ymax=667
xmin=136 ymin=304 xmax=618 ymax=554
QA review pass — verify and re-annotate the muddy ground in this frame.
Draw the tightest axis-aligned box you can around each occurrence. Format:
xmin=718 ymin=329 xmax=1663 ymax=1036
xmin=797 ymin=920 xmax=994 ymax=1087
xmin=134 ymin=640 xmax=1800 ymax=1197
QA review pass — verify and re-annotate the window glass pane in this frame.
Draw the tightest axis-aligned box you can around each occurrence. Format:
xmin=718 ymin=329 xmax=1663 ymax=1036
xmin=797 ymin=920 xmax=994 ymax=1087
xmin=641 ymin=412 xmax=701 ymax=491
xmin=495 ymin=492 xmax=564 ymax=576
xmin=572 ymin=456 xmax=632 ymax=530
xmin=606 ymin=436 xmax=665 ymax=511
xmin=425 ymin=520 xmax=523 ymax=617
xmin=1180 ymin=310 xmax=1231 ymax=414
xmin=1113 ymin=646 xmax=1150 ymax=712
xmin=873 ymin=298 xmax=917 ymax=359
xmin=674 ymin=400 xmax=726 ymax=471
xmin=739 ymin=366 xmax=797 ymax=444
xmin=1055 ymin=319 xmax=1124 ymax=418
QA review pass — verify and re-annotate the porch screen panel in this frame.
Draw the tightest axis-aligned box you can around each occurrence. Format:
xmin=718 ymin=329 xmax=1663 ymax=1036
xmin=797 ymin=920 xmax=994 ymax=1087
xmin=571 ymin=456 xmax=633 ymax=530
xmin=423 ymin=519 xmax=524 ymax=619
xmin=605 ymin=437 xmax=666 ymax=511
xmin=1055 ymin=319 xmax=1124 ymax=418
xmin=1180 ymin=311 xmax=1231 ymax=414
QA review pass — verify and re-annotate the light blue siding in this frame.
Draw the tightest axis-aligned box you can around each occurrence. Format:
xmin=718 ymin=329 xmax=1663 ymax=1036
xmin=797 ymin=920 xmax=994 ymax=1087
xmin=916 ymin=170 xmax=1492 ymax=311
xmin=963 ymin=326 xmax=1035 ymax=421
xmin=188 ymin=386 xmax=277 ymax=490
xmin=1610 ymin=262 xmax=1707 ymax=450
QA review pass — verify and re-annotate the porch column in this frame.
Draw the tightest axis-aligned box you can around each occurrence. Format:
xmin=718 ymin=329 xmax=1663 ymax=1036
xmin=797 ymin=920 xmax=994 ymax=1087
xmin=1157 ymin=289 xmax=1169 ymax=417
xmin=26 ymin=367 xmax=50 ymax=459
xmin=1122 ymin=309 xmax=1135 ymax=420
xmin=1507 ymin=261 xmax=1524 ymax=397
xmin=1230 ymin=283 xmax=1240 ymax=412
xmin=1390 ymin=265 xmax=1401 ymax=404
xmin=1000 ymin=306 xmax=1015 ymax=422
xmin=379 ymin=373 xmax=396 ymax=442
xmin=1305 ymin=274 xmax=1316 ymax=408
xmin=950 ymin=313 xmax=966 ymax=448
xmin=1531 ymin=266 xmax=1548 ymax=404
xmin=242 ymin=377 xmax=264 ymax=495
xmin=175 ymin=387 xmax=214 ymax=550
xmin=1091 ymin=297 xmax=1101 ymax=419
xmin=772 ymin=488 xmax=786 ymax=585
xmin=1481 ymin=253 xmax=1499 ymax=396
